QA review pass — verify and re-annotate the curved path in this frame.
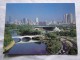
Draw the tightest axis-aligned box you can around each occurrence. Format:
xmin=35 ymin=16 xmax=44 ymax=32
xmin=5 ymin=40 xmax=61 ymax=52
xmin=57 ymin=37 xmax=76 ymax=55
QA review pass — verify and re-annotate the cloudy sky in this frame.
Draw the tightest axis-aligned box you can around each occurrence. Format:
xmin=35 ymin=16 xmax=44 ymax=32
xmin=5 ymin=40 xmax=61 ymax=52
xmin=0 ymin=0 xmax=80 ymax=60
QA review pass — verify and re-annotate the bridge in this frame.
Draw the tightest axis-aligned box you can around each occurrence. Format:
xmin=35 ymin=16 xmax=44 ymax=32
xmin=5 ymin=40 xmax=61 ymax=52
xmin=12 ymin=35 xmax=42 ymax=39
xmin=12 ymin=35 xmax=42 ymax=43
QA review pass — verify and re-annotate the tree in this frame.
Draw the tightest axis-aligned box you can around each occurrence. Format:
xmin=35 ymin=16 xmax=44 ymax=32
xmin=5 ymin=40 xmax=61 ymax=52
xmin=4 ymin=28 xmax=13 ymax=47
xmin=70 ymin=29 xmax=76 ymax=37
xmin=46 ymin=32 xmax=56 ymax=39
xmin=68 ymin=47 xmax=77 ymax=55
xmin=45 ymin=32 xmax=61 ymax=54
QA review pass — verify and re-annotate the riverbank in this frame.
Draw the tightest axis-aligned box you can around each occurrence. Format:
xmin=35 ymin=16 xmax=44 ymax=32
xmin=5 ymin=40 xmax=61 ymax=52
xmin=3 ymin=40 xmax=15 ymax=53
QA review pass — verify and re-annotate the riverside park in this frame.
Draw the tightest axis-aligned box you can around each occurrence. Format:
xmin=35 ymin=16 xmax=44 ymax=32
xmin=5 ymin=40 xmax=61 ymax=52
xmin=4 ymin=3 xmax=77 ymax=55
xmin=4 ymin=24 xmax=77 ymax=55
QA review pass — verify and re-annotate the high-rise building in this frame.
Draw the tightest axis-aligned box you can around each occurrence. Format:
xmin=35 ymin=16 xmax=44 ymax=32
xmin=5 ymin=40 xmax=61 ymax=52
xmin=22 ymin=18 xmax=26 ymax=24
xmin=53 ymin=20 xmax=58 ymax=25
xmin=27 ymin=19 xmax=33 ymax=25
xmin=14 ymin=19 xmax=18 ymax=25
xmin=64 ymin=13 xmax=73 ymax=24
xmin=36 ymin=17 xmax=39 ymax=25
xmin=39 ymin=21 xmax=46 ymax=26
xmin=67 ymin=14 xmax=73 ymax=24
xmin=64 ymin=14 xmax=68 ymax=24
xmin=22 ymin=18 xmax=28 ymax=24
xmin=7 ymin=16 xmax=12 ymax=24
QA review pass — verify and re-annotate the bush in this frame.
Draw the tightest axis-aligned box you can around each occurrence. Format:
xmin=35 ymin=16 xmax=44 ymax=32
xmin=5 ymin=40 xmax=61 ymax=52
xmin=45 ymin=32 xmax=61 ymax=54
xmin=32 ymin=37 xmax=41 ymax=40
xmin=59 ymin=29 xmax=76 ymax=37
xmin=68 ymin=47 xmax=77 ymax=55
xmin=46 ymin=39 xmax=61 ymax=54
xmin=70 ymin=29 xmax=76 ymax=37
xmin=46 ymin=32 xmax=57 ymax=39
xmin=20 ymin=29 xmax=41 ymax=35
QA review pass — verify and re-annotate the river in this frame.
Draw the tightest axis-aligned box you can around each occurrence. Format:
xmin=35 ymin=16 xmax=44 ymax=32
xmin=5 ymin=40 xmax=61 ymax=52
xmin=6 ymin=30 xmax=48 ymax=55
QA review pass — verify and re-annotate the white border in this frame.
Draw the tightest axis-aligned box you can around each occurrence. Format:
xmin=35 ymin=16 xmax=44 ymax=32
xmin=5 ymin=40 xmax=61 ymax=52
xmin=0 ymin=0 xmax=80 ymax=60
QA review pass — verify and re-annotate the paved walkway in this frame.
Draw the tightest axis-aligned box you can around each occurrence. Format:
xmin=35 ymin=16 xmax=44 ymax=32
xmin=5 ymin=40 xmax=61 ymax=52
xmin=3 ymin=40 xmax=15 ymax=52
xmin=57 ymin=37 xmax=74 ymax=54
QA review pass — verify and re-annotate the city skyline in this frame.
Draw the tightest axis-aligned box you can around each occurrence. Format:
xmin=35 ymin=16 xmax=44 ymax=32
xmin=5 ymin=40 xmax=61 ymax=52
xmin=4 ymin=3 xmax=77 ymax=55
xmin=6 ymin=3 xmax=75 ymax=22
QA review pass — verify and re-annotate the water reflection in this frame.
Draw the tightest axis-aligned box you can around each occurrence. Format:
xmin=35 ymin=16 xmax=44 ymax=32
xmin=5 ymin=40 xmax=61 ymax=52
xmin=8 ymin=30 xmax=48 ymax=55
xmin=22 ymin=37 xmax=31 ymax=42
xmin=34 ymin=42 xmax=41 ymax=44
xmin=12 ymin=38 xmax=21 ymax=43
xmin=6 ymin=37 xmax=47 ymax=55
xmin=6 ymin=42 xmax=47 ymax=55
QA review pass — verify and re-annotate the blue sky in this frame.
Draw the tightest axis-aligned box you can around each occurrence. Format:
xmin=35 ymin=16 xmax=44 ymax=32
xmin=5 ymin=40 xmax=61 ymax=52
xmin=6 ymin=3 xmax=75 ymax=22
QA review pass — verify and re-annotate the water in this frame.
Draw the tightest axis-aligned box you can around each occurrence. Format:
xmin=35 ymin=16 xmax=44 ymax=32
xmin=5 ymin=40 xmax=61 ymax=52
xmin=7 ymin=29 xmax=48 ymax=55
xmin=12 ymin=38 xmax=21 ymax=43
xmin=10 ymin=29 xmax=19 ymax=36
xmin=7 ymin=41 xmax=47 ymax=55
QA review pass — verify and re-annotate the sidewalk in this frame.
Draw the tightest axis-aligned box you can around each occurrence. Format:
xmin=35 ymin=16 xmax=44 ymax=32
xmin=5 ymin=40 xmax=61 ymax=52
xmin=3 ymin=40 xmax=15 ymax=52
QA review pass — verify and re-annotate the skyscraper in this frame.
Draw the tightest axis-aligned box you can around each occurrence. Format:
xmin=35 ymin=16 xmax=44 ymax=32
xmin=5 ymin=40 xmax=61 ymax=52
xmin=39 ymin=21 xmax=46 ymax=26
xmin=64 ymin=13 xmax=73 ymax=24
xmin=23 ymin=18 xmax=28 ymax=24
xmin=67 ymin=14 xmax=73 ymax=24
xmin=64 ymin=14 xmax=68 ymax=24
xmin=7 ymin=16 xmax=12 ymax=24
xmin=36 ymin=17 xmax=39 ymax=25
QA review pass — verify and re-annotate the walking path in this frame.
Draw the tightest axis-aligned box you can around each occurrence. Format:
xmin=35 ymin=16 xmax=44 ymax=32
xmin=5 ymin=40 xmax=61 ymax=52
xmin=3 ymin=40 xmax=15 ymax=52
xmin=57 ymin=37 xmax=74 ymax=54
